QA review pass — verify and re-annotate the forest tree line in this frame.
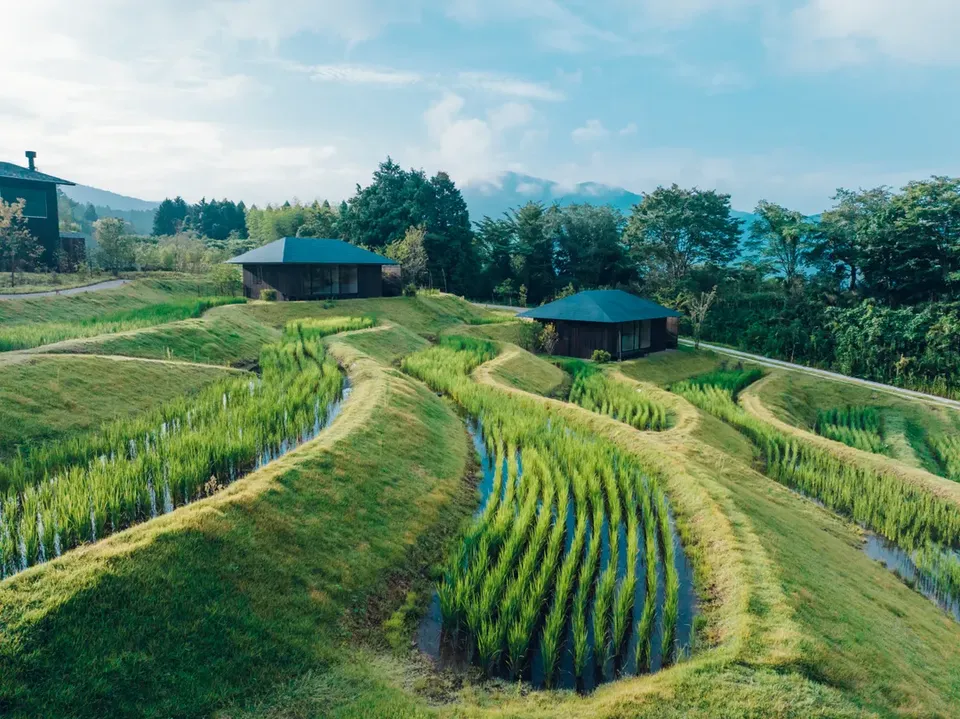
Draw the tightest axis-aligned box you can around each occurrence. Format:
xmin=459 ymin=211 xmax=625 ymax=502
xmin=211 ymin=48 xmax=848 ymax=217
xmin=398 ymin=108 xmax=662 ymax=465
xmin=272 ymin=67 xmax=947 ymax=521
xmin=55 ymin=158 xmax=960 ymax=398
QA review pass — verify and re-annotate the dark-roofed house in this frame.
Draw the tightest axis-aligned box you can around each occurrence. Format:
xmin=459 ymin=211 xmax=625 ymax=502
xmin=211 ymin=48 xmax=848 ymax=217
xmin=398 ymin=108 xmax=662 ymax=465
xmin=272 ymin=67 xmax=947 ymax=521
xmin=226 ymin=237 xmax=398 ymax=301
xmin=0 ymin=151 xmax=78 ymax=267
xmin=518 ymin=289 xmax=682 ymax=360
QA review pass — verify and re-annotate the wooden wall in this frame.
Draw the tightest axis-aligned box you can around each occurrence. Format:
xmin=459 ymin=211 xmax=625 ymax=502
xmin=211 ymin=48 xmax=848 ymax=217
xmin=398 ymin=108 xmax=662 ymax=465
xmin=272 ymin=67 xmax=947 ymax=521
xmin=242 ymin=264 xmax=384 ymax=301
xmin=552 ymin=318 xmax=672 ymax=359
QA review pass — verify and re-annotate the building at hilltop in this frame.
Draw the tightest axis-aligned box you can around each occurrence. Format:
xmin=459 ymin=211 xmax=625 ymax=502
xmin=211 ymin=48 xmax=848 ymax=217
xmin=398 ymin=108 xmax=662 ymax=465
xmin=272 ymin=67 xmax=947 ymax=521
xmin=518 ymin=289 xmax=681 ymax=360
xmin=0 ymin=151 xmax=84 ymax=268
xmin=226 ymin=237 xmax=398 ymax=301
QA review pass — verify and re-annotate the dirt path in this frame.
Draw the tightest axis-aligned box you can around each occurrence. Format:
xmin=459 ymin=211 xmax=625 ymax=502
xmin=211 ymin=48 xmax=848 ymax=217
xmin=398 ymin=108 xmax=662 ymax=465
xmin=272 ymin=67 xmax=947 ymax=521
xmin=0 ymin=278 xmax=130 ymax=300
xmin=684 ymin=338 xmax=960 ymax=412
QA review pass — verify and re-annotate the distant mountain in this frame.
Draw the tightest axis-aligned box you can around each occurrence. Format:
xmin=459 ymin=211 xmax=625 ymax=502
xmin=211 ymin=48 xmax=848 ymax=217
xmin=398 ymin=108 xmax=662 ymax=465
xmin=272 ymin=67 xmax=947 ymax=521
xmin=462 ymin=172 xmax=759 ymax=236
xmin=61 ymin=184 xmax=160 ymax=213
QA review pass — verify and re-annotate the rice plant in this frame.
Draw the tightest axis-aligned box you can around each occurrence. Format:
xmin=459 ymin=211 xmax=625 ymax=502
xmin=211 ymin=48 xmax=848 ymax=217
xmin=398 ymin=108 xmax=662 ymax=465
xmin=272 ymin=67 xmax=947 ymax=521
xmin=562 ymin=360 xmax=670 ymax=431
xmin=929 ymin=434 xmax=960 ymax=482
xmin=403 ymin=336 xmax=694 ymax=690
xmin=0 ymin=320 xmax=347 ymax=579
xmin=0 ymin=296 xmax=246 ymax=352
xmin=815 ymin=406 xmax=886 ymax=454
xmin=672 ymin=368 xmax=960 ymax=610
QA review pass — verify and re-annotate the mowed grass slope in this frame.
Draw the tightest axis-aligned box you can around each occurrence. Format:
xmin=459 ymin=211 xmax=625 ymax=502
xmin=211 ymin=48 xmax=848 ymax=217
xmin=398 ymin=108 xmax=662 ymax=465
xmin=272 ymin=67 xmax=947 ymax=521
xmin=0 ymin=355 xmax=234 ymax=458
xmin=490 ymin=345 xmax=569 ymax=397
xmin=756 ymin=370 xmax=960 ymax=477
xmin=0 ymin=343 xmax=471 ymax=719
xmin=40 ymin=305 xmax=280 ymax=366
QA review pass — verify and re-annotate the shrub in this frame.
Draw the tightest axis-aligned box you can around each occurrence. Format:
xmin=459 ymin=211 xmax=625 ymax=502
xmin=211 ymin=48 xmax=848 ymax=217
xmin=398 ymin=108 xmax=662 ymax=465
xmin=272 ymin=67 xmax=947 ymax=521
xmin=537 ymin=323 xmax=559 ymax=355
xmin=403 ymin=283 xmax=417 ymax=297
xmin=591 ymin=349 xmax=612 ymax=363
xmin=259 ymin=288 xmax=278 ymax=301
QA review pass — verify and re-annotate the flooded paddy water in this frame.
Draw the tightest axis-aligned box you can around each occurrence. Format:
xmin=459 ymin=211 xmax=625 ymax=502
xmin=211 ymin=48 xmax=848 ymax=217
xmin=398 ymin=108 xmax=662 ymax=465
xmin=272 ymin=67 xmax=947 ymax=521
xmin=417 ymin=419 xmax=697 ymax=693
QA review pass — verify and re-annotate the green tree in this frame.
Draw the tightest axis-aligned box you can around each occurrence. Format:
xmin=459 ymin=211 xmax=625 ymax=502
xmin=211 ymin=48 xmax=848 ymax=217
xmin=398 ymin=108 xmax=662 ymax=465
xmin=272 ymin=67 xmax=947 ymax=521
xmin=475 ymin=216 xmax=516 ymax=297
xmin=385 ymin=225 xmax=429 ymax=287
xmin=748 ymin=200 xmax=817 ymax=283
xmin=0 ymin=198 xmax=41 ymax=286
xmin=211 ymin=263 xmax=242 ymax=296
xmin=547 ymin=203 xmax=629 ymax=290
xmin=296 ymin=200 xmax=340 ymax=238
xmin=424 ymin=171 xmax=476 ymax=294
xmin=511 ymin=202 xmax=555 ymax=304
xmin=152 ymin=197 xmax=189 ymax=236
xmin=624 ymin=185 xmax=742 ymax=286
xmin=83 ymin=204 xmax=99 ymax=224
xmin=95 ymin=218 xmax=135 ymax=274
xmin=816 ymin=187 xmax=892 ymax=292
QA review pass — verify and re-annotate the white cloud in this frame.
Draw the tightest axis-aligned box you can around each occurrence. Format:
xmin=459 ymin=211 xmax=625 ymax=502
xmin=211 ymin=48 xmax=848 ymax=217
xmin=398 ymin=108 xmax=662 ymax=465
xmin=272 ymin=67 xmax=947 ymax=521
xmin=446 ymin=0 xmax=621 ymax=52
xmin=787 ymin=0 xmax=960 ymax=68
xmin=619 ymin=122 xmax=639 ymax=136
xmin=488 ymin=102 xmax=535 ymax=132
xmin=458 ymin=72 xmax=564 ymax=101
xmin=308 ymin=64 xmax=423 ymax=86
xmin=572 ymin=119 xmax=610 ymax=143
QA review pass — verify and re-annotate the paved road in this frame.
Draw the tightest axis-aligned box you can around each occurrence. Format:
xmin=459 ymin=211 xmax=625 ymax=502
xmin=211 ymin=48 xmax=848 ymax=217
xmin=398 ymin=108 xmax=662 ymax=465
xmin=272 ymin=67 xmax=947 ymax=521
xmin=682 ymin=338 xmax=960 ymax=411
xmin=0 ymin=278 xmax=130 ymax=300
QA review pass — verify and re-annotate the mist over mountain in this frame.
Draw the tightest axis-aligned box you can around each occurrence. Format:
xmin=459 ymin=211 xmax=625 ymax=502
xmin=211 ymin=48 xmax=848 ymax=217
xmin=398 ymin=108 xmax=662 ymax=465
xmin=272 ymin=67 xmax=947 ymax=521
xmin=462 ymin=172 xmax=759 ymax=234
xmin=61 ymin=184 xmax=160 ymax=213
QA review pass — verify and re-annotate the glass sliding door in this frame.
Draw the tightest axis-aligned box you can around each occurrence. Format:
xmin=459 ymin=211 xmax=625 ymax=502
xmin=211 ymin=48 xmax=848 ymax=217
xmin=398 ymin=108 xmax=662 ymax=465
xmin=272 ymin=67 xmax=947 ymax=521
xmin=621 ymin=321 xmax=639 ymax=354
xmin=339 ymin=265 xmax=358 ymax=295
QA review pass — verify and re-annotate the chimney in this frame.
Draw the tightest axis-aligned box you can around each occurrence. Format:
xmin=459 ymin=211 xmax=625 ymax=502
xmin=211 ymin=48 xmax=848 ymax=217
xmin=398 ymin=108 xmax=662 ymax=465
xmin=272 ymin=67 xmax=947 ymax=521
xmin=25 ymin=151 xmax=36 ymax=171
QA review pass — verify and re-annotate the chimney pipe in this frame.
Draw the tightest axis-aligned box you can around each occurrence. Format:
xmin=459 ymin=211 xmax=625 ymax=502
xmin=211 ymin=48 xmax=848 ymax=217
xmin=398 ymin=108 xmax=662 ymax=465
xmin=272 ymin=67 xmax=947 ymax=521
xmin=25 ymin=151 xmax=36 ymax=171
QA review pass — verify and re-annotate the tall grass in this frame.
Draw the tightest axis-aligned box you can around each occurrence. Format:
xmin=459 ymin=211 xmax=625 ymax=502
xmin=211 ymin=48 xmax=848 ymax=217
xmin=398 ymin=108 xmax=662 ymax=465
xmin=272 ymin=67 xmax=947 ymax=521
xmin=0 ymin=297 xmax=246 ymax=351
xmin=404 ymin=336 xmax=692 ymax=688
xmin=814 ymin=406 xmax=886 ymax=454
xmin=0 ymin=319 xmax=348 ymax=578
xmin=672 ymin=368 xmax=960 ymax=607
xmin=929 ymin=434 xmax=960 ymax=483
xmin=559 ymin=359 xmax=670 ymax=431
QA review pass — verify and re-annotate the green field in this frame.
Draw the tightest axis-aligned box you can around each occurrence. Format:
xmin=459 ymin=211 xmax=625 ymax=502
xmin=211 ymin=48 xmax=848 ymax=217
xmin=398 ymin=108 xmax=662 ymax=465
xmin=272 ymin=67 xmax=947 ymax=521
xmin=2 ymin=289 xmax=960 ymax=717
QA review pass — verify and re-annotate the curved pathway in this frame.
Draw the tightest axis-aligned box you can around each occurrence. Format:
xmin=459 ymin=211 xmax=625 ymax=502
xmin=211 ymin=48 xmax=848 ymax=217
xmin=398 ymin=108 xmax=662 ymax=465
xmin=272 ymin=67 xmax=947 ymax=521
xmin=0 ymin=278 xmax=130 ymax=300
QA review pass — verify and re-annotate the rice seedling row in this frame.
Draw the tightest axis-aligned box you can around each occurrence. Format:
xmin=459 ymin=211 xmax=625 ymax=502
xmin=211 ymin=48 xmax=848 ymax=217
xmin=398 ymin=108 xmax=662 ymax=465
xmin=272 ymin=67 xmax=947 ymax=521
xmin=405 ymin=337 xmax=696 ymax=691
xmin=671 ymin=369 xmax=960 ymax=616
xmin=0 ymin=317 xmax=371 ymax=579
xmin=0 ymin=296 xmax=247 ymax=352
xmin=559 ymin=359 xmax=670 ymax=431
xmin=929 ymin=434 xmax=960 ymax=483
xmin=814 ymin=406 xmax=887 ymax=454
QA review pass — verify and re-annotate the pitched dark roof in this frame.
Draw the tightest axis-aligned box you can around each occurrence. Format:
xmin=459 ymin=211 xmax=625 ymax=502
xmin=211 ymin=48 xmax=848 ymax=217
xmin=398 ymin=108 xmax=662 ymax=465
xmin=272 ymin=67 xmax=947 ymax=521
xmin=225 ymin=237 xmax=397 ymax=266
xmin=518 ymin=290 xmax=682 ymax=323
xmin=0 ymin=162 xmax=75 ymax=186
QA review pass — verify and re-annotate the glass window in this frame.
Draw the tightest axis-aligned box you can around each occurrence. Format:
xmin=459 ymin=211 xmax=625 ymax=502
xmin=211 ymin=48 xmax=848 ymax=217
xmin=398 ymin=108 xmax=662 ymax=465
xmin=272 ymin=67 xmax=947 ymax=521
xmin=339 ymin=265 xmax=358 ymax=294
xmin=640 ymin=320 xmax=651 ymax=349
xmin=0 ymin=185 xmax=47 ymax=218
xmin=621 ymin=321 xmax=639 ymax=353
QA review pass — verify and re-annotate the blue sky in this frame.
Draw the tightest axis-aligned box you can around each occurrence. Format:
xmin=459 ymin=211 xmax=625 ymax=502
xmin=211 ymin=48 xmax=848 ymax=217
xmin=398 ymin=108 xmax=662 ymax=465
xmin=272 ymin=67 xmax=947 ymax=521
xmin=3 ymin=0 xmax=959 ymax=213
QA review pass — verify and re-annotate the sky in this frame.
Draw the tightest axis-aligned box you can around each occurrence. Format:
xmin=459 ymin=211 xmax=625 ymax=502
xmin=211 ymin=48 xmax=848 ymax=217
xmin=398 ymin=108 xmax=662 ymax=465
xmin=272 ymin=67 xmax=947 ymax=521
xmin=2 ymin=0 xmax=959 ymax=214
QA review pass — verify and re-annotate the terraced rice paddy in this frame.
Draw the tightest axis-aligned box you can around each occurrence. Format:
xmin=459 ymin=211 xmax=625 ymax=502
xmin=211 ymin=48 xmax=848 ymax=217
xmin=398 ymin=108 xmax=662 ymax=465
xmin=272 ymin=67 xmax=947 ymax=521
xmin=557 ymin=359 xmax=670 ymax=431
xmin=404 ymin=337 xmax=696 ymax=691
xmin=815 ymin=406 xmax=887 ymax=454
xmin=672 ymin=368 xmax=960 ymax=620
xmin=0 ymin=317 xmax=370 ymax=578
xmin=0 ymin=296 xmax=247 ymax=351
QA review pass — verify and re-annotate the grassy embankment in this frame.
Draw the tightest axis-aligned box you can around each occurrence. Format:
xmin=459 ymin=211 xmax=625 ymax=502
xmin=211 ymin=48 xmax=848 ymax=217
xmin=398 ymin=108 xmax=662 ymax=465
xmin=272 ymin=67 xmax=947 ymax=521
xmin=0 ymin=355 xmax=234 ymax=458
xmin=487 ymin=347 xmax=960 ymax=716
xmin=0 ymin=272 xmax=115 ymax=294
xmin=0 ymin=277 xmax=244 ymax=352
xmin=755 ymin=370 xmax=960 ymax=478
xmin=0 ymin=334 xmax=474 ymax=719
xmin=4 ymin=304 xmax=960 ymax=717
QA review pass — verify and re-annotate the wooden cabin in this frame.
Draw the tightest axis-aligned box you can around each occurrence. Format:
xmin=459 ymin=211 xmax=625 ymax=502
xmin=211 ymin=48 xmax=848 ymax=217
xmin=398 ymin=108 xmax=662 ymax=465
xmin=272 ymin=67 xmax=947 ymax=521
xmin=518 ymin=289 xmax=681 ymax=360
xmin=226 ymin=237 xmax=398 ymax=301
xmin=0 ymin=151 xmax=79 ymax=268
